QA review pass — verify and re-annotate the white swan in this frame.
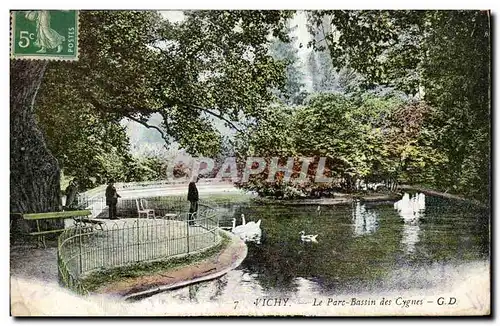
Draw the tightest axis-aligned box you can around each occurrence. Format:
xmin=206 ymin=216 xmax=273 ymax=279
xmin=300 ymin=231 xmax=318 ymax=243
xmin=231 ymin=218 xmax=248 ymax=240
xmin=246 ymin=228 xmax=262 ymax=244
xmin=232 ymin=215 xmax=262 ymax=244
xmin=241 ymin=214 xmax=261 ymax=228
xmin=240 ymin=214 xmax=262 ymax=240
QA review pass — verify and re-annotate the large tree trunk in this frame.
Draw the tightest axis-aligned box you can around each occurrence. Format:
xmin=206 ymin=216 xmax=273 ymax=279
xmin=10 ymin=60 xmax=61 ymax=219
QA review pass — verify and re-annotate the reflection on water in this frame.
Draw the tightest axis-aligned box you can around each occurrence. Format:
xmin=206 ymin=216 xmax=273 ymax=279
xmin=352 ymin=201 xmax=379 ymax=236
xmin=153 ymin=260 xmax=488 ymax=308
xmin=393 ymin=193 xmax=426 ymax=254
xmin=394 ymin=193 xmax=426 ymax=222
xmin=401 ymin=224 xmax=420 ymax=254
xmin=145 ymin=193 xmax=489 ymax=304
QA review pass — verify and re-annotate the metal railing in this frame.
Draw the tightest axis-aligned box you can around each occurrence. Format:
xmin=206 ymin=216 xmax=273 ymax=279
xmin=113 ymin=178 xmax=230 ymax=190
xmin=57 ymin=202 xmax=220 ymax=295
xmin=76 ymin=179 xmax=233 ymax=218
xmin=75 ymin=196 xmax=217 ymax=220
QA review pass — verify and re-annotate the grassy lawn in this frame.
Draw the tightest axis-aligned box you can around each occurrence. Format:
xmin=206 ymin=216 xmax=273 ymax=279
xmin=80 ymin=232 xmax=231 ymax=292
xmin=201 ymin=192 xmax=256 ymax=205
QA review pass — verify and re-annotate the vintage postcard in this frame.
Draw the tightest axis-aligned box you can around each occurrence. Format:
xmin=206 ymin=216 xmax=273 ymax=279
xmin=9 ymin=9 xmax=491 ymax=317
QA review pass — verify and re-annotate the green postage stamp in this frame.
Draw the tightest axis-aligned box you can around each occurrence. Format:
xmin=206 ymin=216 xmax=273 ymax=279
xmin=10 ymin=10 xmax=79 ymax=61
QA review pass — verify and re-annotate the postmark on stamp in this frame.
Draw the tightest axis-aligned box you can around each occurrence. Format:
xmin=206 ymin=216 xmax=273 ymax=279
xmin=10 ymin=10 xmax=79 ymax=61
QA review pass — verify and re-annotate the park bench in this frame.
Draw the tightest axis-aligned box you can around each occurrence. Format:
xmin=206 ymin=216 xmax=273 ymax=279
xmin=134 ymin=199 xmax=180 ymax=220
xmin=136 ymin=198 xmax=156 ymax=219
xmin=72 ymin=212 xmax=105 ymax=231
xmin=20 ymin=210 xmax=103 ymax=247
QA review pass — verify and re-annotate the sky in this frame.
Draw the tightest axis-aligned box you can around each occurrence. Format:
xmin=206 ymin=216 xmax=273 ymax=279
xmin=159 ymin=10 xmax=185 ymax=23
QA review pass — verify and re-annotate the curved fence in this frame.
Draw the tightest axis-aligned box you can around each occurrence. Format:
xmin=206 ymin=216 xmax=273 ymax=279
xmin=58 ymin=202 xmax=220 ymax=294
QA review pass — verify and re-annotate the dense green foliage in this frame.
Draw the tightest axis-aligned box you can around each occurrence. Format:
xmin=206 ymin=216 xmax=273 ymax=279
xmin=307 ymin=10 xmax=490 ymax=202
xmin=32 ymin=10 xmax=489 ymax=204
xmin=306 ymin=16 xmax=364 ymax=94
xmin=35 ymin=10 xmax=293 ymax=189
xmin=268 ymin=24 xmax=307 ymax=105
xmin=235 ymin=93 xmax=445 ymax=198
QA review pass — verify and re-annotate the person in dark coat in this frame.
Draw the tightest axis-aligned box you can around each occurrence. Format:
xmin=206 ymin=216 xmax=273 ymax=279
xmin=105 ymin=179 xmax=121 ymax=220
xmin=64 ymin=179 xmax=78 ymax=209
xmin=187 ymin=177 xmax=199 ymax=226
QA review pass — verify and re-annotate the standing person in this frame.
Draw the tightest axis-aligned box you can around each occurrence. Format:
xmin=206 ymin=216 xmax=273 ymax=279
xmin=105 ymin=179 xmax=121 ymax=220
xmin=187 ymin=177 xmax=199 ymax=226
xmin=64 ymin=179 xmax=78 ymax=209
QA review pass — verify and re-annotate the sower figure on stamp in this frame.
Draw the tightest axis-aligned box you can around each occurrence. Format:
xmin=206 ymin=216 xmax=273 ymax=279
xmin=105 ymin=179 xmax=121 ymax=220
xmin=25 ymin=10 xmax=65 ymax=53
xmin=187 ymin=176 xmax=199 ymax=226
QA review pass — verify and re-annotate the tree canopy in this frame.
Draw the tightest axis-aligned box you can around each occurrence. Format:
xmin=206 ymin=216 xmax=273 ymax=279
xmin=34 ymin=10 xmax=294 ymax=188
xmin=235 ymin=93 xmax=444 ymax=198
xmin=307 ymin=10 xmax=490 ymax=202
xmin=24 ymin=10 xmax=490 ymax=205
xmin=268 ymin=23 xmax=307 ymax=105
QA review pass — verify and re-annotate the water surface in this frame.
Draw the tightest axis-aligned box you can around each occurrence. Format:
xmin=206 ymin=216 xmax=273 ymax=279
xmin=144 ymin=193 xmax=489 ymax=304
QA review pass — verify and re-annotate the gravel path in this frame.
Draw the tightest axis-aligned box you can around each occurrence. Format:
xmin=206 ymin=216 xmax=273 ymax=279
xmin=10 ymin=245 xmax=59 ymax=284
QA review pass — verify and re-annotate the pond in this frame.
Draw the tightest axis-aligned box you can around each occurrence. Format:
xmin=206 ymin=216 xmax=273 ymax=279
xmin=139 ymin=193 xmax=489 ymax=307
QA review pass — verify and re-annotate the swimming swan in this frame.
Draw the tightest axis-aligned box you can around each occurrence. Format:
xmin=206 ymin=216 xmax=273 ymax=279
xmin=300 ymin=231 xmax=318 ymax=242
xmin=241 ymin=214 xmax=262 ymax=228
xmin=232 ymin=215 xmax=262 ymax=243
xmin=231 ymin=218 xmax=248 ymax=239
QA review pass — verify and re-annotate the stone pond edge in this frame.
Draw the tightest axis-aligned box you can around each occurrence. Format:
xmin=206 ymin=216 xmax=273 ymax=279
xmin=251 ymin=185 xmax=487 ymax=208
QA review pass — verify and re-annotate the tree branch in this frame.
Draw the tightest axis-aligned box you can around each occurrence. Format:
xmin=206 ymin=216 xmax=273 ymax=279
xmin=73 ymin=86 xmax=172 ymax=147
xmin=123 ymin=114 xmax=171 ymax=147
xmin=75 ymin=82 xmax=242 ymax=134
xmin=181 ymin=102 xmax=243 ymax=132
